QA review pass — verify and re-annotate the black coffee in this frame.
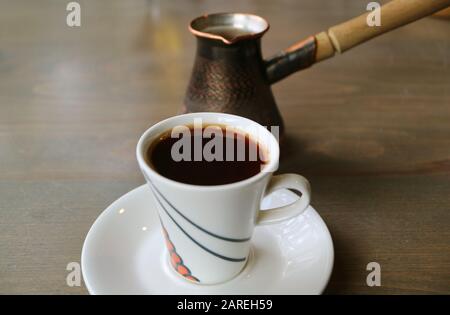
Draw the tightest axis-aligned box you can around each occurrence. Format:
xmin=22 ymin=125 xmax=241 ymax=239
xmin=147 ymin=125 xmax=267 ymax=186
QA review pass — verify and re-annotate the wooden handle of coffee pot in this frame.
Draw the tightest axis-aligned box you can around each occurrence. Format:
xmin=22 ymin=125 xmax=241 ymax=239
xmin=317 ymin=0 xmax=450 ymax=60
xmin=266 ymin=0 xmax=450 ymax=83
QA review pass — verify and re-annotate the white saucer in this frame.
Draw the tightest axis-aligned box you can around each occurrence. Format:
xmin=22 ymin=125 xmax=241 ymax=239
xmin=81 ymin=185 xmax=334 ymax=294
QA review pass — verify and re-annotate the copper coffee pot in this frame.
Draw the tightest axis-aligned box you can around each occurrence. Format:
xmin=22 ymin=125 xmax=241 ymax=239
xmin=183 ymin=0 xmax=450 ymax=135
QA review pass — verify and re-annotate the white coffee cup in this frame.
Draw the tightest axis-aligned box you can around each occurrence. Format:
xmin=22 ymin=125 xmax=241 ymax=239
xmin=136 ymin=112 xmax=311 ymax=284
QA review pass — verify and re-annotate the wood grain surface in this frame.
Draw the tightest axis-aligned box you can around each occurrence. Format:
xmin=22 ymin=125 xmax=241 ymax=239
xmin=0 ymin=0 xmax=449 ymax=294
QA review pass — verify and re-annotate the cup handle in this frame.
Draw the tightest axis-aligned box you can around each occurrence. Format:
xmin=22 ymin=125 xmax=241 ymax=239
xmin=256 ymin=174 xmax=311 ymax=225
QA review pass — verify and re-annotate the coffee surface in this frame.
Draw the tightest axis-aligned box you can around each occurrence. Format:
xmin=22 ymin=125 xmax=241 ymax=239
xmin=147 ymin=126 xmax=266 ymax=186
xmin=202 ymin=25 xmax=255 ymax=41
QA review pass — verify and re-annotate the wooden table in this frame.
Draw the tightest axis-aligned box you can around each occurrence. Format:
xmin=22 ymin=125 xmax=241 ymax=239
xmin=0 ymin=0 xmax=449 ymax=294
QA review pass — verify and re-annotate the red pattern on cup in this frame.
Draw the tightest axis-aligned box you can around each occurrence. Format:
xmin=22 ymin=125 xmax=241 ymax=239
xmin=162 ymin=225 xmax=199 ymax=282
